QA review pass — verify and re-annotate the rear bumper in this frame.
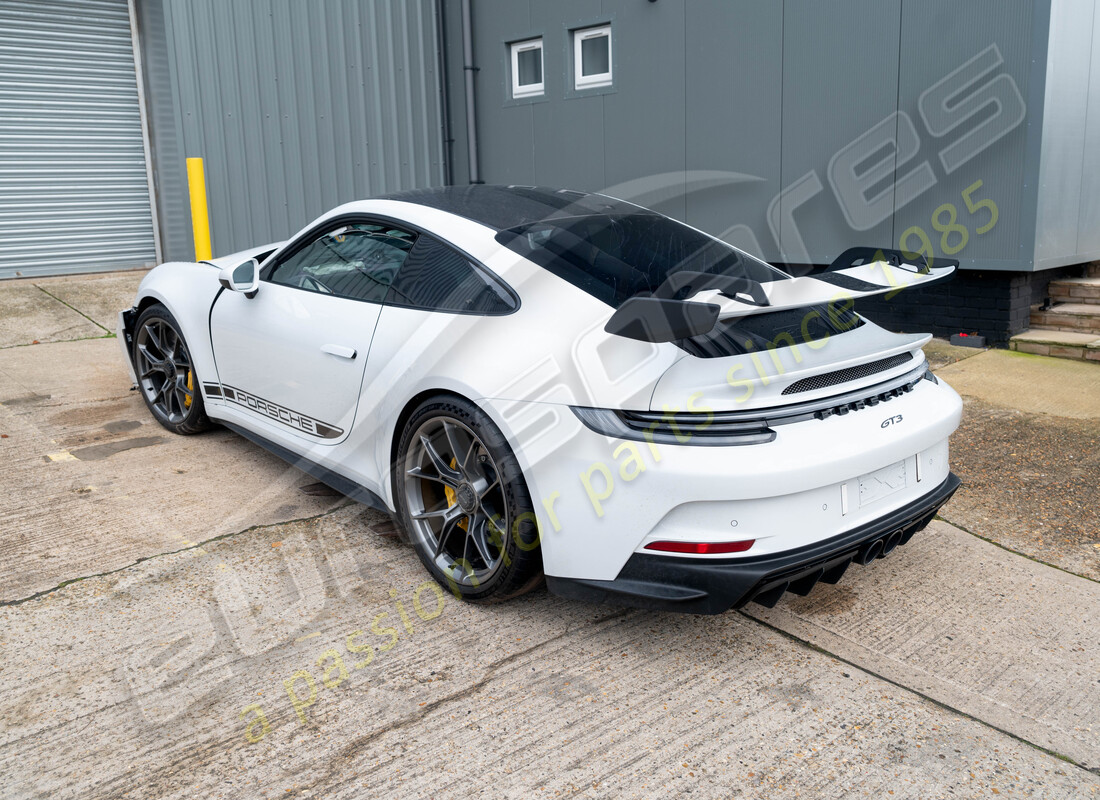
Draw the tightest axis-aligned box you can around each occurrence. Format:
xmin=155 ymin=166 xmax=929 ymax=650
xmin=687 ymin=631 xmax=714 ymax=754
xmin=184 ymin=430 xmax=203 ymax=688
xmin=546 ymin=472 xmax=960 ymax=615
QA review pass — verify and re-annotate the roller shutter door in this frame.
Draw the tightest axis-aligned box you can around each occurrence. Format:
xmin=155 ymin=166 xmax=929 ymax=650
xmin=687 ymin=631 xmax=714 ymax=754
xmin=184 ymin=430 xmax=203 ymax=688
xmin=0 ymin=0 xmax=157 ymax=278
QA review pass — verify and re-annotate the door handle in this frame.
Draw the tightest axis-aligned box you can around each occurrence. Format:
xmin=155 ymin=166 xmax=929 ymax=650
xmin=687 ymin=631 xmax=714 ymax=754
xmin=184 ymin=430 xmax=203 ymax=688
xmin=321 ymin=344 xmax=357 ymax=360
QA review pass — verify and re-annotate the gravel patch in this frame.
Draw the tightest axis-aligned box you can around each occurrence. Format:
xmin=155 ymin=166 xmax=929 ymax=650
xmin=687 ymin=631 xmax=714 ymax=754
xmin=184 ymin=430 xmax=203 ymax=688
xmin=941 ymin=396 xmax=1100 ymax=581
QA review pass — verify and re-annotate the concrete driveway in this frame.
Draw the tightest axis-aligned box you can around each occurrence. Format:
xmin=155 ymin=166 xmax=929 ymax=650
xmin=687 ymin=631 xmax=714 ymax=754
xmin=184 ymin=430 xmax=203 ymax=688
xmin=1 ymin=273 xmax=1097 ymax=799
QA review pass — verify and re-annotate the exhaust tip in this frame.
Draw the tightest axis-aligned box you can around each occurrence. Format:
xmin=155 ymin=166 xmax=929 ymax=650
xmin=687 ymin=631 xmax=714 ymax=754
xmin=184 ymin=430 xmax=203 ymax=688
xmin=857 ymin=539 xmax=884 ymax=565
xmin=880 ymin=530 xmax=903 ymax=557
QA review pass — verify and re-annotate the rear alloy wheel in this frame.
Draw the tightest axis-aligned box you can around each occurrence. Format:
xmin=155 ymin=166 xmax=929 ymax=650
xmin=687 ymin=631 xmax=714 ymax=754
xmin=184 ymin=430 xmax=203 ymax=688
xmin=397 ymin=397 xmax=542 ymax=602
xmin=133 ymin=304 xmax=212 ymax=435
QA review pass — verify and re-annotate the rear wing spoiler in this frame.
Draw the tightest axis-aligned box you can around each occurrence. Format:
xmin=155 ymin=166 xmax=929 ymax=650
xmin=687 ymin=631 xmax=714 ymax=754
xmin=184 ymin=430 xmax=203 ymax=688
xmin=716 ymin=248 xmax=956 ymax=321
xmin=604 ymin=247 xmax=957 ymax=343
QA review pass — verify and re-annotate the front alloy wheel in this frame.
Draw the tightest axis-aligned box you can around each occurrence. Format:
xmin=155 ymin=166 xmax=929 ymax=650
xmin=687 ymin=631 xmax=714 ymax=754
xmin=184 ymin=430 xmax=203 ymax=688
xmin=133 ymin=304 xmax=212 ymax=435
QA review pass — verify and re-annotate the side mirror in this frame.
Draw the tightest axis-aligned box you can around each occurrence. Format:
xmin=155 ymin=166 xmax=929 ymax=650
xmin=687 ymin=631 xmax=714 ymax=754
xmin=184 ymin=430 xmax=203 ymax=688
xmin=604 ymin=296 xmax=719 ymax=343
xmin=219 ymin=258 xmax=260 ymax=298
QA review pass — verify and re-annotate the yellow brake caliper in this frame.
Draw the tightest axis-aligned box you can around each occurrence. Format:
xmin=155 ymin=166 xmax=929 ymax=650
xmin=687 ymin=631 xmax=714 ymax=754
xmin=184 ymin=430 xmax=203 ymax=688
xmin=443 ymin=458 xmax=469 ymax=531
xmin=184 ymin=370 xmax=194 ymax=408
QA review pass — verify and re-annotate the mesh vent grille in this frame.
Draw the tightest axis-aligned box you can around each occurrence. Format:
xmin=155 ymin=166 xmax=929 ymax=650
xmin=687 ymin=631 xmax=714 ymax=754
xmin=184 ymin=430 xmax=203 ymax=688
xmin=782 ymin=352 xmax=914 ymax=395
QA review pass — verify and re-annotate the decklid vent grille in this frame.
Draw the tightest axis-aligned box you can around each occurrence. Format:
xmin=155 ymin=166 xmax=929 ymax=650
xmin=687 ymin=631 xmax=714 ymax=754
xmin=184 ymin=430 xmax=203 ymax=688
xmin=782 ymin=352 xmax=913 ymax=395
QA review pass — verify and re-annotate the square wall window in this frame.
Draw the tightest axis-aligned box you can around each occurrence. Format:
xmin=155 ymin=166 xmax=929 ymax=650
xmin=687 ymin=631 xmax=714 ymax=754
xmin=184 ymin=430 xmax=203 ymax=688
xmin=574 ymin=25 xmax=611 ymax=90
xmin=510 ymin=38 xmax=544 ymax=98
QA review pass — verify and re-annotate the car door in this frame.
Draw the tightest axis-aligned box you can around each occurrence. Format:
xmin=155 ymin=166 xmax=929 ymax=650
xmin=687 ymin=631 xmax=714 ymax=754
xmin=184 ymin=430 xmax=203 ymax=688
xmin=209 ymin=219 xmax=416 ymax=445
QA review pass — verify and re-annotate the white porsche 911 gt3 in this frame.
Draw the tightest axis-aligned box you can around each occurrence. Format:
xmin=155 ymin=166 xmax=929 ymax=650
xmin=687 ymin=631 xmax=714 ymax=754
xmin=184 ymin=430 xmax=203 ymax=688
xmin=119 ymin=185 xmax=961 ymax=613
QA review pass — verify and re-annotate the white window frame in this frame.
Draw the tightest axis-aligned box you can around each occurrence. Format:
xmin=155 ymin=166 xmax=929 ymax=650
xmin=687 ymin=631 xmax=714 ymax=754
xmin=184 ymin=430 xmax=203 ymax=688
xmin=510 ymin=38 xmax=544 ymax=99
xmin=573 ymin=24 xmax=612 ymax=90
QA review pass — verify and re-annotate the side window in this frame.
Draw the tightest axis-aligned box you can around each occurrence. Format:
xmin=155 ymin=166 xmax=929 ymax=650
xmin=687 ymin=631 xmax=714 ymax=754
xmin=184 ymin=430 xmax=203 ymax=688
xmin=385 ymin=235 xmax=516 ymax=315
xmin=268 ymin=222 xmax=416 ymax=303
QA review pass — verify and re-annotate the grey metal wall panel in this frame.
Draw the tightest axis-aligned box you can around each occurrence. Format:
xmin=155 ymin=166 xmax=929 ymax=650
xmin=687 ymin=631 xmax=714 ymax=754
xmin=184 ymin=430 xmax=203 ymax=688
xmin=0 ymin=0 xmax=157 ymax=278
xmin=894 ymin=0 xmax=1037 ymax=270
xmin=1033 ymin=0 xmax=1100 ymax=269
xmin=530 ymin=89 xmax=605 ymax=191
xmin=1076 ymin=5 xmax=1100 ymax=258
xmin=778 ymin=0 xmax=902 ymax=265
xmin=530 ymin=0 xmax=606 ymax=192
xmin=1035 ymin=0 xmax=1095 ymax=268
xmin=456 ymin=0 xmax=1056 ymax=273
xmin=143 ymin=0 xmax=443 ymax=262
xmin=441 ymin=0 xmax=469 ymax=187
xmin=684 ymin=1 xmax=783 ymax=261
xmin=469 ymin=0 xmax=536 ymax=185
xmin=601 ymin=0 xmax=686 ymax=223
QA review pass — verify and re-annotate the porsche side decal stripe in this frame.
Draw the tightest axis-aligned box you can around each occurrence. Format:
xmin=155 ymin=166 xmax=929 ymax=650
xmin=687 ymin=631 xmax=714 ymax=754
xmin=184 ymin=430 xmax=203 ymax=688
xmin=205 ymin=383 xmax=344 ymax=440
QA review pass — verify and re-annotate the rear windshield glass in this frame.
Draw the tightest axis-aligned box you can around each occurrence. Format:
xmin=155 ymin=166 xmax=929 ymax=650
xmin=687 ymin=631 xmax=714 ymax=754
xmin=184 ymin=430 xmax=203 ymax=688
xmin=495 ymin=211 xmax=790 ymax=309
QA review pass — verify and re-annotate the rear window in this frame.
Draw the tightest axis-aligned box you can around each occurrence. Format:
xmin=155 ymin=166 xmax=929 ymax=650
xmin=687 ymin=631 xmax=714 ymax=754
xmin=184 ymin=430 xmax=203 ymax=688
xmin=493 ymin=205 xmax=860 ymax=358
xmin=495 ymin=210 xmax=790 ymax=308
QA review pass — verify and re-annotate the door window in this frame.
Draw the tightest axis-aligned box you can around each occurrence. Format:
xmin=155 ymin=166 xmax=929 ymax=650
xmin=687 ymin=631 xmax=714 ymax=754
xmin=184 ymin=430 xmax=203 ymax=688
xmin=268 ymin=222 xmax=416 ymax=303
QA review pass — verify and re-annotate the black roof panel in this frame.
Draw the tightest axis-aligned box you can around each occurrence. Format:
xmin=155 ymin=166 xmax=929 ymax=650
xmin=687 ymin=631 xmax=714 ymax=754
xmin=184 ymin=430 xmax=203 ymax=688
xmin=381 ymin=185 xmax=639 ymax=231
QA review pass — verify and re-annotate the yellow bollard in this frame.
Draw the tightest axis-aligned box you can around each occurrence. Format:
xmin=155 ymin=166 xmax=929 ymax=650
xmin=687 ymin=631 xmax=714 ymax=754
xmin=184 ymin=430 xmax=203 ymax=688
xmin=186 ymin=157 xmax=213 ymax=262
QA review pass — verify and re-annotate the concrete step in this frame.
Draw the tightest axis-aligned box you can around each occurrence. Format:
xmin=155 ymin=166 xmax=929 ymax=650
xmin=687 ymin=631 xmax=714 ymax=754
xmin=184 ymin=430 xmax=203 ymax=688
xmin=1048 ymin=276 xmax=1100 ymax=305
xmin=1029 ymin=302 xmax=1100 ymax=334
xmin=1010 ymin=327 xmax=1100 ymax=361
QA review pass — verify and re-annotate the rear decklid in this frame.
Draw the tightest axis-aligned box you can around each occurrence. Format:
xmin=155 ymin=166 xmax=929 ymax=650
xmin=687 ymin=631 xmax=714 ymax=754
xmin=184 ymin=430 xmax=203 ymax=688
xmin=649 ymin=321 xmax=930 ymax=413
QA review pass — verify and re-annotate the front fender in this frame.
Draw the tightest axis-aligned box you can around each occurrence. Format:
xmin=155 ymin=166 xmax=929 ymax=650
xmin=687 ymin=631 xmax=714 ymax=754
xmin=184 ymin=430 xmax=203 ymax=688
xmin=124 ymin=262 xmax=225 ymax=397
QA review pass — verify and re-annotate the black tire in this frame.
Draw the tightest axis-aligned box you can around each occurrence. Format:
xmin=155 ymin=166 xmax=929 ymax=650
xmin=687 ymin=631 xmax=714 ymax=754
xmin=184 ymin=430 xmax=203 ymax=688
xmin=395 ymin=395 xmax=543 ymax=603
xmin=132 ymin=303 xmax=213 ymax=435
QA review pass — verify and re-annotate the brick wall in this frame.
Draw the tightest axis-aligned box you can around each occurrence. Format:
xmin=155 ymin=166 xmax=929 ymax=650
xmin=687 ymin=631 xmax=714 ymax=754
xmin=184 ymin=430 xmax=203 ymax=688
xmin=854 ymin=271 xmax=1027 ymax=345
xmin=853 ymin=266 xmax=1083 ymax=345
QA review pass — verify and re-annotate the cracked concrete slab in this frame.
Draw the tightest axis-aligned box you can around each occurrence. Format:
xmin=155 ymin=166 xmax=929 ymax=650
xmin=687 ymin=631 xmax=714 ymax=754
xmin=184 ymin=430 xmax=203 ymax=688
xmin=31 ymin=269 xmax=147 ymax=332
xmin=745 ymin=519 xmax=1100 ymax=769
xmin=934 ymin=349 xmax=1100 ymax=420
xmin=0 ymin=282 xmax=102 ymax=348
xmin=0 ymin=337 xmax=360 ymax=603
xmin=0 ymin=507 xmax=1095 ymax=800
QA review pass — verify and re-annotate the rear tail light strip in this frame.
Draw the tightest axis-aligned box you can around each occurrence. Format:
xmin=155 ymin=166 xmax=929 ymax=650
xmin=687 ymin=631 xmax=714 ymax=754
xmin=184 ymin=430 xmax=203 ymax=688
xmin=645 ymin=539 xmax=756 ymax=555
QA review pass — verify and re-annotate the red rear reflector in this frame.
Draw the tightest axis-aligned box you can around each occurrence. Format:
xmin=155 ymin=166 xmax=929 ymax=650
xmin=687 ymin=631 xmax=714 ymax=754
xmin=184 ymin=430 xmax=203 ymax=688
xmin=644 ymin=539 xmax=755 ymax=555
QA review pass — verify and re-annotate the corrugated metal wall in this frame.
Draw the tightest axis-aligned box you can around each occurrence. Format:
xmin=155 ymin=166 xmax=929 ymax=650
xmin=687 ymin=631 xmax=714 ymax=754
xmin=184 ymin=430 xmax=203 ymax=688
xmin=453 ymin=0 xmax=1050 ymax=272
xmin=138 ymin=0 xmax=445 ymax=262
xmin=0 ymin=0 xmax=158 ymax=278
